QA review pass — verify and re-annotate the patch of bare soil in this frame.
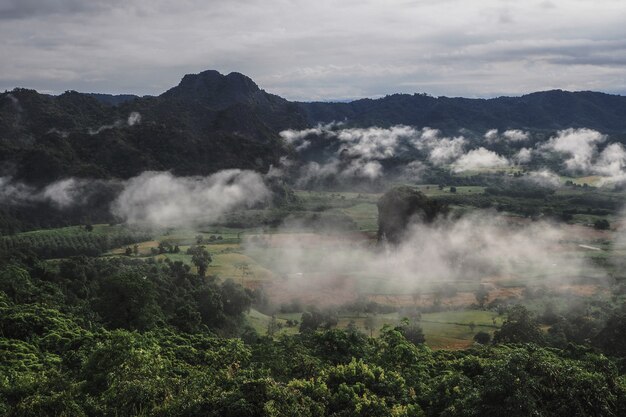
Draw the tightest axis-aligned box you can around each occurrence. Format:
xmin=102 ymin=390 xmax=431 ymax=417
xmin=263 ymin=273 xmax=360 ymax=307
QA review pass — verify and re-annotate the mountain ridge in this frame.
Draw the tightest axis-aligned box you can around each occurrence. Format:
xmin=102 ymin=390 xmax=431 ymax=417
xmin=2 ymin=69 xmax=626 ymax=183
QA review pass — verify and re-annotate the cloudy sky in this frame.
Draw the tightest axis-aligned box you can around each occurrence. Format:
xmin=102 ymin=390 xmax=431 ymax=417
xmin=1 ymin=0 xmax=625 ymax=100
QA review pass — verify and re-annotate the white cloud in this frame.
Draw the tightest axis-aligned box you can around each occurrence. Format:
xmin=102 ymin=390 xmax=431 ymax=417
xmin=452 ymin=147 xmax=509 ymax=172
xmin=515 ymin=147 xmax=533 ymax=164
xmin=525 ymin=169 xmax=561 ymax=188
xmin=0 ymin=176 xmax=107 ymax=207
xmin=484 ymin=128 xmax=529 ymax=143
xmin=112 ymin=170 xmax=270 ymax=227
xmin=247 ymin=211 xmax=603 ymax=306
xmin=281 ymin=124 xmax=423 ymax=182
xmin=412 ymin=128 xmax=467 ymax=166
xmin=127 ymin=111 xmax=141 ymax=126
xmin=336 ymin=125 xmax=418 ymax=160
xmin=595 ymin=143 xmax=626 ymax=185
xmin=484 ymin=129 xmax=499 ymax=142
xmin=541 ymin=128 xmax=606 ymax=173
xmin=503 ymin=129 xmax=529 ymax=141
xmin=279 ymin=123 xmax=338 ymax=152
xmin=41 ymin=178 xmax=84 ymax=208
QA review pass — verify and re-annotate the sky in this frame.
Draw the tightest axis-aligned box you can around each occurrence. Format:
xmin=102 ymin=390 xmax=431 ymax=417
xmin=1 ymin=0 xmax=625 ymax=101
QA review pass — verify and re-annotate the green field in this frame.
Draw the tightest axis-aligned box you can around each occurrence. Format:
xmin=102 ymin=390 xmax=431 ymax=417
xmin=245 ymin=309 xmax=505 ymax=349
xmin=9 ymin=183 xmax=620 ymax=351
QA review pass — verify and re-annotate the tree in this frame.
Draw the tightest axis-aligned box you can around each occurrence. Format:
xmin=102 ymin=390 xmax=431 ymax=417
xmin=0 ymin=265 xmax=35 ymax=303
xmin=220 ymin=279 xmax=253 ymax=316
xmin=592 ymin=305 xmax=626 ymax=357
xmin=396 ymin=318 xmax=425 ymax=345
xmin=300 ymin=310 xmax=338 ymax=333
xmin=377 ymin=186 xmax=447 ymax=244
xmin=474 ymin=331 xmax=491 ymax=345
xmin=493 ymin=305 xmax=544 ymax=344
xmin=365 ymin=315 xmax=376 ymax=337
xmin=475 ymin=285 xmax=489 ymax=309
xmin=267 ymin=315 xmax=279 ymax=337
xmin=187 ymin=246 xmax=212 ymax=276
xmin=450 ymin=186 xmax=457 ymax=193
xmin=593 ymin=219 xmax=610 ymax=230
xmin=95 ymin=272 xmax=160 ymax=330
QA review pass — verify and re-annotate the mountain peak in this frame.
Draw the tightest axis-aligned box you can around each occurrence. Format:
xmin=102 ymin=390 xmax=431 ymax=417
xmin=161 ymin=69 xmax=263 ymax=107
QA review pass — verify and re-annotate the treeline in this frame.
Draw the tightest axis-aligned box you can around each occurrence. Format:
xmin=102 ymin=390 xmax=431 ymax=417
xmin=0 ymin=256 xmax=253 ymax=335
xmin=0 ymin=228 xmax=151 ymax=260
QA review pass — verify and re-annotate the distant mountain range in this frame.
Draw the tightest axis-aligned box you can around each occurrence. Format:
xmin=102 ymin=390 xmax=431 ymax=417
xmin=2 ymin=69 xmax=626 ymax=183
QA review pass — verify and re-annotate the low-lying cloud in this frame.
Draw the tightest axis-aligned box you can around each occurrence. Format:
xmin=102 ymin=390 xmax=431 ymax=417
xmin=246 ymin=211 xmax=603 ymax=306
xmin=281 ymin=124 xmax=626 ymax=187
xmin=111 ymin=170 xmax=270 ymax=228
xmin=415 ymin=128 xmax=468 ymax=166
xmin=539 ymin=128 xmax=626 ymax=185
xmin=524 ymin=169 xmax=562 ymax=188
xmin=282 ymin=124 xmax=423 ymax=183
xmin=127 ymin=111 xmax=141 ymax=126
xmin=88 ymin=112 xmax=142 ymax=135
xmin=0 ymin=176 xmax=98 ymax=208
xmin=1 ymin=169 xmax=271 ymax=228
xmin=452 ymin=147 xmax=510 ymax=172
xmin=485 ymin=128 xmax=530 ymax=143
xmin=541 ymin=128 xmax=606 ymax=173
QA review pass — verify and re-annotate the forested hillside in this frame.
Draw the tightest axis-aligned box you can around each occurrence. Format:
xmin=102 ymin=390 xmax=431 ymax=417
xmin=2 ymin=70 xmax=626 ymax=184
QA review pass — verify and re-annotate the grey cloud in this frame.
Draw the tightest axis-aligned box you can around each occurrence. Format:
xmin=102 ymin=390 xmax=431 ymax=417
xmin=0 ymin=0 xmax=125 ymax=20
xmin=0 ymin=1 xmax=625 ymax=99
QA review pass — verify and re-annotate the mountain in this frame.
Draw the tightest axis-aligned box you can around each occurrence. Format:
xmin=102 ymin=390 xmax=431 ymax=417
xmin=300 ymin=90 xmax=626 ymax=133
xmin=1 ymin=70 xmax=626 ymax=183
xmin=86 ymin=93 xmax=142 ymax=106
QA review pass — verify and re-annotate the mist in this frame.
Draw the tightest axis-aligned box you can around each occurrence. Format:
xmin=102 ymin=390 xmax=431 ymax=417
xmin=280 ymin=124 xmax=626 ymax=188
xmin=452 ymin=147 xmax=510 ymax=172
xmin=0 ymin=176 xmax=105 ymax=207
xmin=87 ymin=112 xmax=142 ymax=135
xmin=111 ymin=170 xmax=270 ymax=228
xmin=245 ymin=211 xmax=605 ymax=307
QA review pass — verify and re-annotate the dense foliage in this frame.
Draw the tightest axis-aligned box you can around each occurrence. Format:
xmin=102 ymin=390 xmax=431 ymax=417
xmin=0 ymin=253 xmax=625 ymax=416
